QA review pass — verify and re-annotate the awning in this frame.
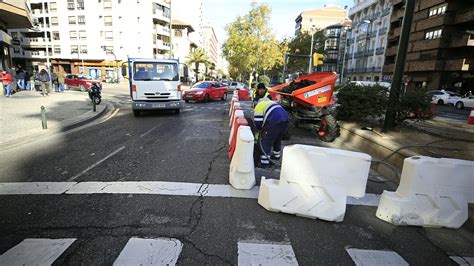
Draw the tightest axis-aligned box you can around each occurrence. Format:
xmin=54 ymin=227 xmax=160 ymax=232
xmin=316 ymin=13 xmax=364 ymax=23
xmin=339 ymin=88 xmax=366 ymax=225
xmin=0 ymin=30 xmax=12 ymax=45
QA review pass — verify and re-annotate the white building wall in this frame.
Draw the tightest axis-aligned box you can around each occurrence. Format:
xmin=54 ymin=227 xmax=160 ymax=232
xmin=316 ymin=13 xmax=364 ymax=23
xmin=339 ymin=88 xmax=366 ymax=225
xmin=171 ymin=0 xmax=203 ymax=47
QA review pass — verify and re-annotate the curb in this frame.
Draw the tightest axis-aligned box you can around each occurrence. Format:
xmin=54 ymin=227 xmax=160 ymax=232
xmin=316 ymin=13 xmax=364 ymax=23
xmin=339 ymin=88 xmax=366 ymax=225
xmin=0 ymin=101 xmax=112 ymax=152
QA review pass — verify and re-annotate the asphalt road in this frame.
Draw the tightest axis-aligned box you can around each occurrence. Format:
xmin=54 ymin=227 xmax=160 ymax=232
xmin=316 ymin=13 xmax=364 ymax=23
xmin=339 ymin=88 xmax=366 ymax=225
xmin=434 ymin=104 xmax=471 ymax=121
xmin=0 ymin=84 xmax=473 ymax=265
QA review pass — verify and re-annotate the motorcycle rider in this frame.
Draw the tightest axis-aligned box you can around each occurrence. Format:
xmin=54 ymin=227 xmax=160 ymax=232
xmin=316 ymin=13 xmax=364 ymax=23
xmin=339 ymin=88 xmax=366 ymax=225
xmin=252 ymin=83 xmax=272 ymax=107
xmin=253 ymin=98 xmax=289 ymax=168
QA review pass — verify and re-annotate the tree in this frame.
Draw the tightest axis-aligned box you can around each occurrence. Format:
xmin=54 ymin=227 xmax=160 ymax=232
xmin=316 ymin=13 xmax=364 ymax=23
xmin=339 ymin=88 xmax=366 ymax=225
xmin=222 ymin=2 xmax=284 ymax=86
xmin=286 ymin=31 xmax=326 ymax=74
xmin=185 ymin=48 xmax=210 ymax=82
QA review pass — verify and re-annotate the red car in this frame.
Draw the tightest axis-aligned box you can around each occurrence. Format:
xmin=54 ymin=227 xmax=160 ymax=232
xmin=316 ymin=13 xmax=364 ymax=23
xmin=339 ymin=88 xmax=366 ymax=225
xmin=64 ymin=74 xmax=101 ymax=91
xmin=183 ymin=81 xmax=228 ymax=102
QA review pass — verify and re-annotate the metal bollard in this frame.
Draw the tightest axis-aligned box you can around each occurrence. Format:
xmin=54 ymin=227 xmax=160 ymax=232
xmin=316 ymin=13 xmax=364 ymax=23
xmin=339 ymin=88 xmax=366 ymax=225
xmin=93 ymin=96 xmax=96 ymax=112
xmin=41 ymin=105 xmax=47 ymax=129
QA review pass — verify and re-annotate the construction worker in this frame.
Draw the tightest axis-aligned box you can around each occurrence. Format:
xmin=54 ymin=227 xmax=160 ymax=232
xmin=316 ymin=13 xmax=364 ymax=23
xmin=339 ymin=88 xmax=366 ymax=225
xmin=252 ymin=83 xmax=272 ymax=106
xmin=254 ymin=98 xmax=289 ymax=168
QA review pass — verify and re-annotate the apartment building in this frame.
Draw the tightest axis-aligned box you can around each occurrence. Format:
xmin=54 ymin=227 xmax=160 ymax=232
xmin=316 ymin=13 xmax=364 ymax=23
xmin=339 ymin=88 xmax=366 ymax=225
xmin=383 ymin=0 xmax=474 ymax=93
xmin=171 ymin=0 xmax=203 ymax=47
xmin=295 ymin=5 xmax=348 ymax=34
xmin=9 ymin=0 xmax=171 ymax=80
xmin=202 ymin=25 xmax=218 ymax=70
xmin=344 ymin=0 xmax=392 ymax=82
xmin=0 ymin=0 xmax=32 ymax=70
xmin=321 ymin=21 xmax=351 ymax=75
xmin=171 ymin=19 xmax=197 ymax=62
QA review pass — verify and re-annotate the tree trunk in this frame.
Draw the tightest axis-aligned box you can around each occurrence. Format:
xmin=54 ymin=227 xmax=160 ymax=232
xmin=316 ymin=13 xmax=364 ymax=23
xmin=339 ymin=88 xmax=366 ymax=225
xmin=195 ymin=62 xmax=199 ymax=82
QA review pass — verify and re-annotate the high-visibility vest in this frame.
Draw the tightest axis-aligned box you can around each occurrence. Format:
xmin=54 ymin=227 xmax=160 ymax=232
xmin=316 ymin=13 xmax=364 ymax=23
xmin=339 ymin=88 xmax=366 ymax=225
xmin=254 ymin=100 xmax=288 ymax=129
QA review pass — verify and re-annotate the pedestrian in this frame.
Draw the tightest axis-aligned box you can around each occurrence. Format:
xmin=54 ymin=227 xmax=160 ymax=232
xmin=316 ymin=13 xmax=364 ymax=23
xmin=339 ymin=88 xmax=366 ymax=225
xmin=51 ymin=71 xmax=58 ymax=92
xmin=25 ymin=70 xmax=31 ymax=91
xmin=0 ymin=71 xmax=4 ymax=96
xmin=37 ymin=69 xmax=50 ymax=96
xmin=30 ymin=71 xmax=37 ymax=91
xmin=253 ymin=98 xmax=289 ymax=168
xmin=8 ymin=67 xmax=17 ymax=93
xmin=2 ymin=70 xmax=13 ymax=97
xmin=252 ymin=83 xmax=272 ymax=107
xmin=16 ymin=69 xmax=26 ymax=91
xmin=57 ymin=70 xmax=65 ymax=92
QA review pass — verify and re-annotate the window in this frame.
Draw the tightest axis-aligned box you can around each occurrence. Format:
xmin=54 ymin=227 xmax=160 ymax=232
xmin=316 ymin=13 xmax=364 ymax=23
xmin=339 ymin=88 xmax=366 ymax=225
xmin=425 ymin=29 xmax=442 ymax=40
xmin=67 ymin=0 xmax=75 ymax=10
xmin=50 ymin=2 xmax=57 ymax=12
xmin=77 ymin=0 xmax=84 ymax=10
xmin=51 ymin=17 xmax=58 ymax=26
xmin=70 ymin=31 xmax=77 ymax=40
xmin=69 ymin=16 xmax=76 ymax=25
xmin=104 ymin=16 xmax=113 ymax=26
xmin=429 ymin=4 xmax=447 ymax=17
xmin=79 ymin=30 xmax=86 ymax=40
xmin=174 ymin=29 xmax=182 ymax=37
xmin=78 ymin=15 xmax=85 ymax=25
xmin=71 ymin=45 xmax=78 ymax=54
xmin=105 ymin=45 xmax=113 ymax=52
xmin=137 ymin=17 xmax=140 ymax=23
xmin=80 ymin=45 xmax=87 ymax=54
xmin=53 ymin=46 xmax=61 ymax=54
xmin=105 ymin=31 xmax=113 ymax=41
xmin=52 ymin=32 xmax=60 ymax=40
xmin=104 ymin=0 xmax=112 ymax=9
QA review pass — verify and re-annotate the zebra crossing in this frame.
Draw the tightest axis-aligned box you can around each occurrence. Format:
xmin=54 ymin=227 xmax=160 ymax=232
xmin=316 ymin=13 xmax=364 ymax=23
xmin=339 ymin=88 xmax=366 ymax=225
xmin=1 ymin=237 xmax=471 ymax=265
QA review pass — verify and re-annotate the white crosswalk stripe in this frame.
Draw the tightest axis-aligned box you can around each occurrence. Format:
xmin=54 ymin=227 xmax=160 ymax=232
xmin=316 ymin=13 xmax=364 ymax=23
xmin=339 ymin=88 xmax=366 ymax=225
xmin=0 ymin=238 xmax=76 ymax=266
xmin=346 ymin=248 xmax=408 ymax=266
xmin=238 ymin=241 xmax=298 ymax=265
xmin=113 ymin=238 xmax=183 ymax=266
xmin=450 ymin=256 xmax=474 ymax=265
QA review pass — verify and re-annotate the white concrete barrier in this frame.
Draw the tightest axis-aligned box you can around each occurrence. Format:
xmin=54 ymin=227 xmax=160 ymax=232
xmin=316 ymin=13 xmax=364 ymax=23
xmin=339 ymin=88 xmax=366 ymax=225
xmin=229 ymin=102 xmax=241 ymax=125
xmin=258 ymin=145 xmax=372 ymax=222
xmin=229 ymin=126 xmax=256 ymax=189
xmin=376 ymin=156 xmax=474 ymax=228
xmin=229 ymin=109 xmax=244 ymax=145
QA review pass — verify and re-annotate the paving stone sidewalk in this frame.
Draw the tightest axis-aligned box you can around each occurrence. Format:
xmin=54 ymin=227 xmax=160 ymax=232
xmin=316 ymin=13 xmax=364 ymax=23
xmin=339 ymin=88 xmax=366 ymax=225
xmin=0 ymin=90 xmax=108 ymax=148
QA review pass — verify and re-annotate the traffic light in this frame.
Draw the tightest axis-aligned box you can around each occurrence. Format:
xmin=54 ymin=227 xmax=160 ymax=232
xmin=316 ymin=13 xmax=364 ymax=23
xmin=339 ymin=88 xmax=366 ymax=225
xmin=313 ymin=53 xmax=325 ymax=67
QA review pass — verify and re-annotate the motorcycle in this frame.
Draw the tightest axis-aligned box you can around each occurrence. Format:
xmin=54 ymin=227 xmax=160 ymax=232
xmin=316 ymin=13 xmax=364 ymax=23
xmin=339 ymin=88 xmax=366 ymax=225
xmin=88 ymin=83 xmax=102 ymax=105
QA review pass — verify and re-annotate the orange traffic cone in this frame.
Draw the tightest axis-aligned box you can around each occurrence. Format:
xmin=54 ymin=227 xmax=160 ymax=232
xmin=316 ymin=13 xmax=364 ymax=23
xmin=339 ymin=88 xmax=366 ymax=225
xmin=468 ymin=108 xmax=474 ymax=125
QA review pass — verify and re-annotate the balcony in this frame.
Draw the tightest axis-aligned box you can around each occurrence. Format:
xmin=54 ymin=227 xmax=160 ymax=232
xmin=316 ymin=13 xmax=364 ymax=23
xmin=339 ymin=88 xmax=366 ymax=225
xmin=390 ymin=9 xmax=404 ymax=23
xmin=407 ymin=60 xmax=445 ymax=72
xmin=348 ymin=0 xmax=377 ymax=16
xmin=444 ymin=58 xmax=472 ymax=72
xmin=152 ymin=10 xmax=170 ymax=24
xmin=156 ymin=40 xmax=171 ymax=51
xmin=376 ymin=47 xmax=385 ymax=55
xmin=155 ymin=25 xmax=170 ymax=36
xmin=385 ymin=46 xmax=397 ymax=56
xmin=449 ymin=34 xmax=474 ymax=48
xmin=383 ymin=63 xmax=394 ymax=73
xmin=454 ymin=7 xmax=474 ymax=25
xmin=378 ymin=27 xmax=388 ymax=35
xmin=0 ymin=0 xmax=33 ymax=28
xmin=381 ymin=7 xmax=391 ymax=17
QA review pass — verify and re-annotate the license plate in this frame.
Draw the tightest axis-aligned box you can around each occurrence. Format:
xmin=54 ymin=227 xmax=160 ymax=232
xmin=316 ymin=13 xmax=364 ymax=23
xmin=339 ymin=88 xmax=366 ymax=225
xmin=153 ymin=103 xmax=165 ymax=108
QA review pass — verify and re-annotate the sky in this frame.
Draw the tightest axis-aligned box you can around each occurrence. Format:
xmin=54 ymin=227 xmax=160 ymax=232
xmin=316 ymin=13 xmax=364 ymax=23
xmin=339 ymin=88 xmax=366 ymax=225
xmin=203 ymin=0 xmax=354 ymax=45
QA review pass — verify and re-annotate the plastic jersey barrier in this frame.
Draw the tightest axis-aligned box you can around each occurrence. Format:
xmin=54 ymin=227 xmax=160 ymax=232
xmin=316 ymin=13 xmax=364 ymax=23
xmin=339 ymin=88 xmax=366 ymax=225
xmin=258 ymin=145 xmax=372 ymax=222
xmin=376 ymin=156 xmax=474 ymax=228
xmin=229 ymin=102 xmax=241 ymax=127
xmin=229 ymin=109 xmax=245 ymax=145
xmin=229 ymin=126 xmax=256 ymax=189
xmin=229 ymin=116 xmax=249 ymax=160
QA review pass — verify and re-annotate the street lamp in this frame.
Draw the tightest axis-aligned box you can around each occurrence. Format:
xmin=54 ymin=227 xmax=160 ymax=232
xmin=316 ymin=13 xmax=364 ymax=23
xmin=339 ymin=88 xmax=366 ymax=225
xmin=71 ymin=50 xmax=85 ymax=75
xmin=308 ymin=25 xmax=317 ymax=73
xmin=102 ymin=46 xmax=119 ymax=83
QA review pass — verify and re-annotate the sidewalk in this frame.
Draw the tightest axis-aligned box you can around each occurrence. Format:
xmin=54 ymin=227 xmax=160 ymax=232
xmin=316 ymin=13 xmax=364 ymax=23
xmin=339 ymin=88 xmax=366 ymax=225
xmin=0 ymin=90 xmax=109 ymax=150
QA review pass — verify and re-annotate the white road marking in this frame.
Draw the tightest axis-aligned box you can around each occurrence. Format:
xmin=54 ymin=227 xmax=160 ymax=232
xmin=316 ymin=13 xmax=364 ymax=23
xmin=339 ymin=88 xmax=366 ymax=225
xmin=139 ymin=126 xmax=159 ymax=138
xmin=238 ymin=241 xmax=298 ymax=265
xmin=0 ymin=238 xmax=76 ymax=266
xmin=67 ymin=146 xmax=126 ymax=181
xmin=0 ymin=181 xmax=380 ymax=206
xmin=346 ymin=248 xmax=408 ymax=266
xmin=113 ymin=238 xmax=182 ymax=266
xmin=450 ymin=256 xmax=474 ymax=265
xmin=97 ymin=107 xmax=120 ymax=124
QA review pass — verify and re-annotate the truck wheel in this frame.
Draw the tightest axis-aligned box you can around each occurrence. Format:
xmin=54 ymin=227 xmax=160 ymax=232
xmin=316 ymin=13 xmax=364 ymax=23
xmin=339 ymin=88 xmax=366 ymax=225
xmin=133 ymin=110 xmax=140 ymax=117
xmin=317 ymin=114 xmax=339 ymax=142
xmin=175 ymin=109 xmax=180 ymax=114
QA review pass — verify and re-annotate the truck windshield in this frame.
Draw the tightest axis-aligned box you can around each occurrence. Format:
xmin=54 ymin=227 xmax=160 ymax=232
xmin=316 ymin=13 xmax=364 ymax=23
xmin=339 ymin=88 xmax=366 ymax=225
xmin=133 ymin=62 xmax=178 ymax=81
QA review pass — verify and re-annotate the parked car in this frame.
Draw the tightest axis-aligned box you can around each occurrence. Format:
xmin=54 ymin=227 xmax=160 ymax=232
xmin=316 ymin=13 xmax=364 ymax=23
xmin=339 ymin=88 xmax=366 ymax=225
xmin=454 ymin=95 xmax=474 ymax=109
xmin=426 ymin=90 xmax=462 ymax=105
xmin=183 ymin=81 xmax=228 ymax=102
xmin=228 ymin=81 xmax=248 ymax=92
xmin=64 ymin=74 xmax=101 ymax=91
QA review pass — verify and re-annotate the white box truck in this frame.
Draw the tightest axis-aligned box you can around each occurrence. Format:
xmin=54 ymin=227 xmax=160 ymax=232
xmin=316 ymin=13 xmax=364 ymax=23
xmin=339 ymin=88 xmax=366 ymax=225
xmin=122 ymin=58 xmax=186 ymax=116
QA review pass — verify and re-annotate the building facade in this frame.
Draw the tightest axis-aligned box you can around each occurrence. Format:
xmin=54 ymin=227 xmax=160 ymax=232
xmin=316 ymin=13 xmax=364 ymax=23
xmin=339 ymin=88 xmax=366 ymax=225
xmin=202 ymin=25 xmax=218 ymax=70
xmin=383 ymin=0 xmax=474 ymax=93
xmin=295 ymin=5 xmax=348 ymax=34
xmin=0 ymin=0 xmax=32 ymax=70
xmin=171 ymin=0 xmax=203 ymax=48
xmin=344 ymin=0 xmax=392 ymax=82
xmin=9 ymin=0 xmax=171 ymax=79
xmin=321 ymin=21 xmax=351 ymax=76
